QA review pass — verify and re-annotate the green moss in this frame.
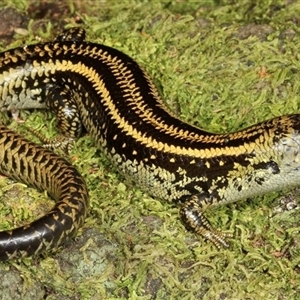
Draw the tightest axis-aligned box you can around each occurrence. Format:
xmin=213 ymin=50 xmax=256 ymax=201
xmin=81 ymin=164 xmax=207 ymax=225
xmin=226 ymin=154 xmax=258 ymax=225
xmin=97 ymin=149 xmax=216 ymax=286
xmin=0 ymin=0 xmax=28 ymax=11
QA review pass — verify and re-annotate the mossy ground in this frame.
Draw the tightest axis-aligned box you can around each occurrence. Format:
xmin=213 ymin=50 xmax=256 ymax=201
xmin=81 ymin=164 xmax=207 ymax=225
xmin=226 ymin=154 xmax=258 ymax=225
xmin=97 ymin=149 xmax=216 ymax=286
xmin=0 ymin=1 xmax=300 ymax=299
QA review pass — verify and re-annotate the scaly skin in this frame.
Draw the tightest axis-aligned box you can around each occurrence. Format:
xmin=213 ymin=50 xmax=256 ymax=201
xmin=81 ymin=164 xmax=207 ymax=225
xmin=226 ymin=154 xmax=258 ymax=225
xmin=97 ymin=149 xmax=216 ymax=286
xmin=0 ymin=125 xmax=89 ymax=260
xmin=0 ymin=28 xmax=300 ymax=257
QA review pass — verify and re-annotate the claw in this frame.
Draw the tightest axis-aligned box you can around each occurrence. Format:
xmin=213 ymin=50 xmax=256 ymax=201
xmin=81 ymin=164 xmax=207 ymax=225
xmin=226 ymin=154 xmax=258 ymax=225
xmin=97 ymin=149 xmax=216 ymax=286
xmin=180 ymin=194 xmax=232 ymax=248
